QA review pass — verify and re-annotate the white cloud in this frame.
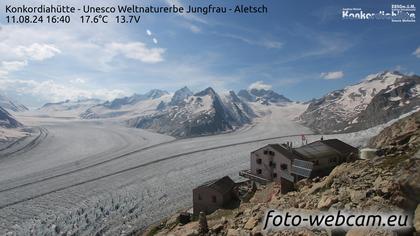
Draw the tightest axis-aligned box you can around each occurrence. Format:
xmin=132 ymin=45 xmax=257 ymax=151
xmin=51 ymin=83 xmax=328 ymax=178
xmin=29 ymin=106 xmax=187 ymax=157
xmin=219 ymin=33 xmax=283 ymax=49
xmin=2 ymin=60 xmax=27 ymax=71
xmin=153 ymin=38 xmax=158 ymax=44
xmin=189 ymin=24 xmax=201 ymax=33
xmin=248 ymin=81 xmax=272 ymax=90
xmin=106 ymin=42 xmax=165 ymax=63
xmin=15 ymin=43 xmax=61 ymax=61
xmin=0 ymin=69 xmax=8 ymax=78
xmin=146 ymin=29 xmax=152 ymax=36
xmin=0 ymin=78 xmax=127 ymax=102
xmin=261 ymin=40 xmax=283 ymax=49
xmin=320 ymin=71 xmax=344 ymax=80
xmin=0 ymin=60 xmax=28 ymax=78
xmin=413 ymin=46 xmax=420 ymax=58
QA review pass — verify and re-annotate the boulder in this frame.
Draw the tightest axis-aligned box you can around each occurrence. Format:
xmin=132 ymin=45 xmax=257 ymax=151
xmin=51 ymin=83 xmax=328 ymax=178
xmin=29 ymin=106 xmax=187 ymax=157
xmin=317 ymin=195 xmax=338 ymax=209
xmin=244 ymin=217 xmax=258 ymax=230
xmin=226 ymin=228 xmax=240 ymax=236
xmin=350 ymin=190 xmax=366 ymax=203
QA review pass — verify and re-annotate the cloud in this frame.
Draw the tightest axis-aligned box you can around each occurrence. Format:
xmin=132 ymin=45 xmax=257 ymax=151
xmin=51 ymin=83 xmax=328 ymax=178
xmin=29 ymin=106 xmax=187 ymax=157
xmin=320 ymin=71 xmax=344 ymax=80
xmin=146 ymin=29 xmax=152 ymax=36
xmin=0 ymin=78 xmax=128 ymax=102
xmin=248 ymin=81 xmax=272 ymax=90
xmin=2 ymin=60 xmax=27 ymax=71
xmin=188 ymin=24 xmax=201 ymax=33
xmin=106 ymin=42 xmax=165 ymax=63
xmin=219 ymin=33 xmax=283 ymax=49
xmin=15 ymin=43 xmax=61 ymax=61
xmin=0 ymin=69 xmax=8 ymax=78
xmin=413 ymin=46 xmax=420 ymax=58
xmin=0 ymin=60 xmax=28 ymax=78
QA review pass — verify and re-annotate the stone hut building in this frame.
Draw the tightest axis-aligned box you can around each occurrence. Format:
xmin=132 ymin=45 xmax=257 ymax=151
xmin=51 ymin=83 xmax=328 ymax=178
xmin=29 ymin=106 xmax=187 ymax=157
xmin=192 ymin=176 xmax=236 ymax=215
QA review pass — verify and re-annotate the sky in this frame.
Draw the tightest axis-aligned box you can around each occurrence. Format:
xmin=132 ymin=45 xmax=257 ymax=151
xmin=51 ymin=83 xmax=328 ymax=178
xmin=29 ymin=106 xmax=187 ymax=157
xmin=0 ymin=0 xmax=419 ymax=108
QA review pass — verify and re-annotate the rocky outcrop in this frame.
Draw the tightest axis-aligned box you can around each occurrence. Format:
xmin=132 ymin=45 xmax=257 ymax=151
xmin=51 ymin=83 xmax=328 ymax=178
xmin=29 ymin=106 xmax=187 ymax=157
xmin=369 ymin=110 xmax=420 ymax=156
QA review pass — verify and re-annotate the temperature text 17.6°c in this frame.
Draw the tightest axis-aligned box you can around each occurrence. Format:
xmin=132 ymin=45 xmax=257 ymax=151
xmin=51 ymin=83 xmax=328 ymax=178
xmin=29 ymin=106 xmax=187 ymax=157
xmin=79 ymin=15 xmax=141 ymax=23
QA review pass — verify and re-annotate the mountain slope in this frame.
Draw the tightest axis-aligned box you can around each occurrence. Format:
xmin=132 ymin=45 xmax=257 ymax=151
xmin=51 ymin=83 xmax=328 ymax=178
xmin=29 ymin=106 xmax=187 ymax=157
xmin=369 ymin=110 xmax=420 ymax=154
xmin=0 ymin=93 xmax=28 ymax=112
xmin=300 ymin=71 xmax=420 ymax=133
xmin=0 ymin=106 xmax=22 ymax=128
xmin=127 ymin=88 xmax=255 ymax=137
xmin=168 ymin=86 xmax=193 ymax=106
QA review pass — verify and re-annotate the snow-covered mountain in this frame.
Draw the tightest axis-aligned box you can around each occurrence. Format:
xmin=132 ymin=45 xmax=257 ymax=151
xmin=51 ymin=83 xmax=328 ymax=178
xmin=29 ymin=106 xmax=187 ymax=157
xmin=300 ymin=71 xmax=420 ymax=133
xmin=127 ymin=87 xmax=256 ymax=137
xmin=0 ymin=93 xmax=28 ymax=112
xmin=238 ymin=88 xmax=291 ymax=105
xmin=167 ymin=86 xmax=193 ymax=106
xmin=80 ymin=89 xmax=171 ymax=119
xmin=0 ymin=106 xmax=22 ymax=128
xmin=39 ymin=99 xmax=103 ymax=117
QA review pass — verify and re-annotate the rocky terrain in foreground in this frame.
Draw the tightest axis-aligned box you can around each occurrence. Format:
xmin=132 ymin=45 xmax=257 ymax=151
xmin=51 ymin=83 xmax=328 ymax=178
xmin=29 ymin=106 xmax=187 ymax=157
xmin=143 ymin=111 xmax=420 ymax=236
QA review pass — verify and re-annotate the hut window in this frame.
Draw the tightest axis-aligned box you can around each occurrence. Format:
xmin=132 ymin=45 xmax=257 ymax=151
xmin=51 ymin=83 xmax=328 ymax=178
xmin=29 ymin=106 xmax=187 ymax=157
xmin=280 ymin=164 xmax=288 ymax=170
xmin=313 ymin=160 xmax=320 ymax=166
xmin=257 ymin=169 xmax=262 ymax=174
xmin=198 ymin=194 xmax=202 ymax=200
xmin=256 ymin=158 xmax=262 ymax=164
xmin=269 ymin=161 xmax=276 ymax=168
xmin=273 ymin=173 xmax=277 ymax=178
xmin=263 ymin=150 xmax=268 ymax=155
xmin=269 ymin=151 xmax=275 ymax=156
xmin=212 ymin=196 xmax=217 ymax=203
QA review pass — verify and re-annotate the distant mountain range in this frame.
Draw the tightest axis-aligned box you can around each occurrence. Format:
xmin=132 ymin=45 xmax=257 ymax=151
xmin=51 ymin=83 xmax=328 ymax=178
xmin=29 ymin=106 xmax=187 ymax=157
xmin=38 ymin=99 xmax=103 ymax=117
xmin=79 ymin=86 xmax=291 ymax=137
xmin=126 ymin=87 xmax=256 ymax=137
xmin=5 ymin=70 xmax=417 ymax=138
xmin=299 ymin=71 xmax=420 ymax=134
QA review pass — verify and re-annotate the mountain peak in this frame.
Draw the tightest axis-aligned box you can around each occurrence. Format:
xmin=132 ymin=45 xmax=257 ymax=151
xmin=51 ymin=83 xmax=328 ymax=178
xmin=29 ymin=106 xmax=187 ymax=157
xmin=169 ymin=87 xmax=193 ymax=106
xmin=364 ymin=70 xmax=403 ymax=82
xmin=145 ymin=89 xmax=169 ymax=99
xmin=194 ymin=87 xmax=217 ymax=97
xmin=238 ymin=88 xmax=291 ymax=104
